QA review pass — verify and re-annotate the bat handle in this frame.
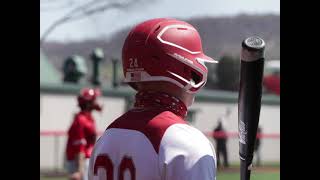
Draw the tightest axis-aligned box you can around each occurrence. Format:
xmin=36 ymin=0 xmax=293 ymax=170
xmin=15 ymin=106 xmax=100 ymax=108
xmin=240 ymin=159 xmax=252 ymax=180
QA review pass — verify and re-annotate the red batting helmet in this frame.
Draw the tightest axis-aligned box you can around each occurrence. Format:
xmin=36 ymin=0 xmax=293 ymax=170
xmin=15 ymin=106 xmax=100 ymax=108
xmin=122 ymin=18 xmax=217 ymax=93
xmin=78 ymin=88 xmax=102 ymax=111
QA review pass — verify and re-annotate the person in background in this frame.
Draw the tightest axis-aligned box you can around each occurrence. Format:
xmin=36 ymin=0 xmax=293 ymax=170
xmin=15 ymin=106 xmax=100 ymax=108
xmin=263 ymin=70 xmax=280 ymax=95
xmin=254 ymin=126 xmax=262 ymax=167
xmin=213 ymin=119 xmax=229 ymax=168
xmin=65 ymin=88 xmax=102 ymax=180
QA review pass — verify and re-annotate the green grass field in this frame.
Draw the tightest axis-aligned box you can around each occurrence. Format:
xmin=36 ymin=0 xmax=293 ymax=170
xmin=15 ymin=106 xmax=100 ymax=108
xmin=40 ymin=172 xmax=280 ymax=180
xmin=217 ymin=172 xmax=280 ymax=180
xmin=41 ymin=162 xmax=280 ymax=180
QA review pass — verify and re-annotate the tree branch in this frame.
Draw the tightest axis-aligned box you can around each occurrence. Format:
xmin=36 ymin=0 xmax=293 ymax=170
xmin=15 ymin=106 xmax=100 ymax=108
xmin=40 ymin=0 xmax=153 ymax=46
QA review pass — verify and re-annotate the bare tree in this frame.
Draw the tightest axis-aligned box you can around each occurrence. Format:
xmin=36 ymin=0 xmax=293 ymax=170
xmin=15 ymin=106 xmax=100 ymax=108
xmin=40 ymin=0 xmax=155 ymax=46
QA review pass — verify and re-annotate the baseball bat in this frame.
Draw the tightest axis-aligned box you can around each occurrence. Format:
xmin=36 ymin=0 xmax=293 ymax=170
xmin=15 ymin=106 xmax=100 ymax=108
xmin=238 ymin=36 xmax=265 ymax=180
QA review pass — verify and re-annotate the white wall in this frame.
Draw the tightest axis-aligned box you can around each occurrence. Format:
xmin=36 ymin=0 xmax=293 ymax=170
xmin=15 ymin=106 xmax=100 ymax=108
xmin=40 ymin=95 xmax=126 ymax=132
xmin=40 ymin=94 xmax=279 ymax=170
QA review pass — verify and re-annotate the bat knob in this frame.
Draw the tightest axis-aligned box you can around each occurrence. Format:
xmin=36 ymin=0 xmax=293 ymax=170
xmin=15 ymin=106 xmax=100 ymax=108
xmin=241 ymin=36 xmax=265 ymax=62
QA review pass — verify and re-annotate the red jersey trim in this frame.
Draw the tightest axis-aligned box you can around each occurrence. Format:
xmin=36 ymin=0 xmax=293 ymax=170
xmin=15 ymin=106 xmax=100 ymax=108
xmin=107 ymin=109 xmax=187 ymax=154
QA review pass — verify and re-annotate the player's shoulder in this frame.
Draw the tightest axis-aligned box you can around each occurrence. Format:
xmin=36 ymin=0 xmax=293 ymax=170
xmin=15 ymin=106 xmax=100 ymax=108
xmin=73 ymin=112 xmax=88 ymax=124
xmin=159 ymin=123 xmax=216 ymax=176
xmin=167 ymin=123 xmax=208 ymax=139
xmin=162 ymin=123 xmax=214 ymax=154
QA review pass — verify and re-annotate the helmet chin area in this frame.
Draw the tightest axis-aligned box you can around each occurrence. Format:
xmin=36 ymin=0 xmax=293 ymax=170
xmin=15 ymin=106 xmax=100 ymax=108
xmin=168 ymin=67 xmax=207 ymax=94
xmin=189 ymin=70 xmax=206 ymax=89
xmin=181 ymin=93 xmax=195 ymax=107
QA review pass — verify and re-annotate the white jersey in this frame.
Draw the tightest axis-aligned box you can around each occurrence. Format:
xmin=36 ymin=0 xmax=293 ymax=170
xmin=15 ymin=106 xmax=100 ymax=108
xmin=89 ymin=109 xmax=216 ymax=180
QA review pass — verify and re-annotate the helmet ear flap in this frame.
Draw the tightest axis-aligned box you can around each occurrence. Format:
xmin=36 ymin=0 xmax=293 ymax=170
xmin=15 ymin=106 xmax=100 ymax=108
xmin=150 ymin=55 xmax=161 ymax=68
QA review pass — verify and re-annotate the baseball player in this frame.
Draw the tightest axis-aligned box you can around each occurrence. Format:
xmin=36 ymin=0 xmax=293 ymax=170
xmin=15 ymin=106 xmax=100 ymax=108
xmin=65 ymin=88 xmax=102 ymax=180
xmin=89 ymin=18 xmax=217 ymax=180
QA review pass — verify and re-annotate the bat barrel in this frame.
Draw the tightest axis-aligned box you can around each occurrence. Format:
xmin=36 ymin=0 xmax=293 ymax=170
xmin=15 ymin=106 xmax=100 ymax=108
xmin=239 ymin=36 xmax=265 ymax=180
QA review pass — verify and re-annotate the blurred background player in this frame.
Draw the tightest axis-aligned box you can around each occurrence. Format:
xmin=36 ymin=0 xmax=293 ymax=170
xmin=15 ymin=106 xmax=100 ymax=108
xmin=65 ymin=88 xmax=102 ymax=180
xmin=263 ymin=70 xmax=280 ymax=95
xmin=213 ymin=120 xmax=229 ymax=169
xmin=89 ymin=18 xmax=217 ymax=180
xmin=254 ymin=126 xmax=262 ymax=166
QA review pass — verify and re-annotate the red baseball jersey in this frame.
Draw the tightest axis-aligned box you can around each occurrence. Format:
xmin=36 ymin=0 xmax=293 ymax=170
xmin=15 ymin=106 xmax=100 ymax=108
xmin=66 ymin=111 xmax=97 ymax=160
xmin=88 ymin=92 xmax=216 ymax=180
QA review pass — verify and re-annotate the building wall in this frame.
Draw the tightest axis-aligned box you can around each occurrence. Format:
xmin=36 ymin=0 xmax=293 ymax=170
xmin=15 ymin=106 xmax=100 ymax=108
xmin=40 ymin=94 xmax=279 ymax=170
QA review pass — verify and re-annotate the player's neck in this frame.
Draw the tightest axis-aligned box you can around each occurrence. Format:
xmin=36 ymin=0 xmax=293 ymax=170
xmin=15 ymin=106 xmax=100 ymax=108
xmin=134 ymin=91 xmax=188 ymax=118
xmin=81 ymin=110 xmax=92 ymax=115
xmin=135 ymin=82 xmax=195 ymax=107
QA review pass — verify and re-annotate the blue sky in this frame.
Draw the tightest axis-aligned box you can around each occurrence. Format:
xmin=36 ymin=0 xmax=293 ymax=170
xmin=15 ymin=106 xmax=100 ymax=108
xmin=40 ymin=0 xmax=280 ymax=42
